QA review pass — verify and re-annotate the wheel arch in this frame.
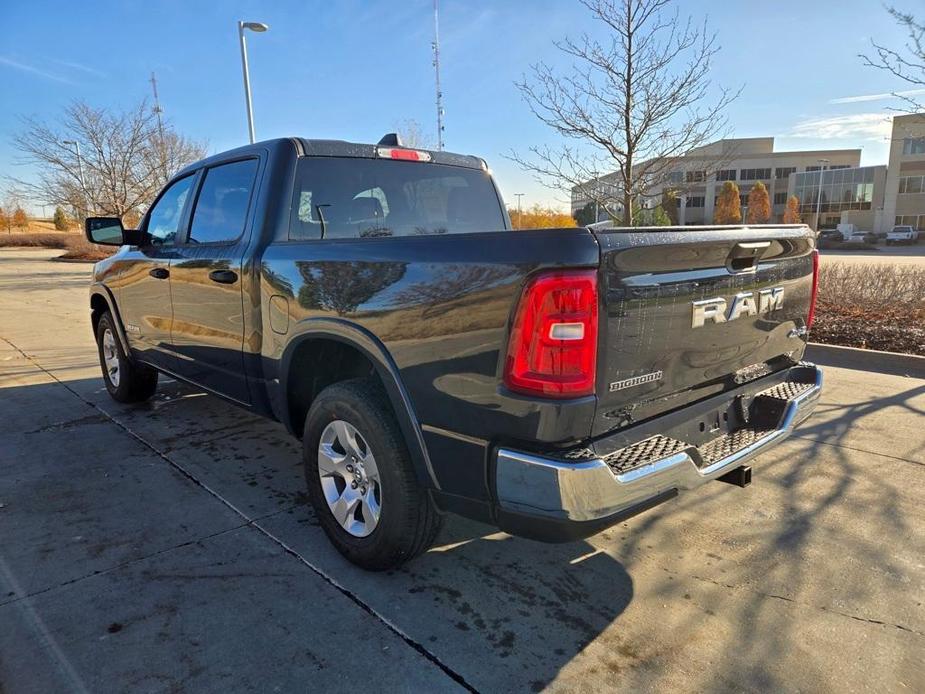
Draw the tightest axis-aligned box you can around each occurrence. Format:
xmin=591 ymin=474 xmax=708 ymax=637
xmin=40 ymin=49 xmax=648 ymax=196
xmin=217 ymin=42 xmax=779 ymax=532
xmin=278 ymin=318 xmax=440 ymax=491
xmin=89 ymin=285 xmax=131 ymax=356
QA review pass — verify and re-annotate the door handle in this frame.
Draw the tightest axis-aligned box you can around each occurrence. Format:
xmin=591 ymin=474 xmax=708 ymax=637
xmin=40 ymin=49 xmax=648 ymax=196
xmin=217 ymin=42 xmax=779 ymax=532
xmin=209 ymin=270 xmax=238 ymax=284
xmin=149 ymin=267 xmax=169 ymax=280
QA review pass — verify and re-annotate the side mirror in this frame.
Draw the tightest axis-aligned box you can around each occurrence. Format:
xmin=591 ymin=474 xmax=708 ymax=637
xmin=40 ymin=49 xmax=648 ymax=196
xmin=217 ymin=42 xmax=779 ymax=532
xmin=85 ymin=217 xmax=147 ymax=246
xmin=85 ymin=217 xmax=126 ymax=246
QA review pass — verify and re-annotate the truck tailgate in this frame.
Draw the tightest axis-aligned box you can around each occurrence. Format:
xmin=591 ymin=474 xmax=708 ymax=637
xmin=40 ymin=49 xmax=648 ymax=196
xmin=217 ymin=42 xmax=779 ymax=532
xmin=591 ymin=225 xmax=816 ymax=437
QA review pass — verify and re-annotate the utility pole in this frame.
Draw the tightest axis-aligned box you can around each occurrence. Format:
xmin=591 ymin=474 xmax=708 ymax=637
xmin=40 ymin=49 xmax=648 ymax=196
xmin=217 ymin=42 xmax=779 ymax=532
xmin=514 ymin=193 xmax=524 ymax=228
xmin=432 ymin=0 xmax=445 ymax=150
xmin=149 ymin=72 xmax=169 ymax=182
xmin=150 ymin=72 xmax=165 ymax=138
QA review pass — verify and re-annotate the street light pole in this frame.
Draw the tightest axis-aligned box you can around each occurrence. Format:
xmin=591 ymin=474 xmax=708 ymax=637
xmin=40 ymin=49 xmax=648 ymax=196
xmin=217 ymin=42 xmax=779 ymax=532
xmin=62 ymin=139 xmax=89 ymax=218
xmin=238 ymin=20 xmax=269 ymax=144
xmin=514 ymin=193 xmax=524 ymax=228
xmin=814 ymin=158 xmax=829 ymax=232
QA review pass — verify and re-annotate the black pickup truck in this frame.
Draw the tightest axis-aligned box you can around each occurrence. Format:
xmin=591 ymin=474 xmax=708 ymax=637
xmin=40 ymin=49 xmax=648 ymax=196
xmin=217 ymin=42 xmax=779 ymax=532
xmin=85 ymin=136 xmax=822 ymax=570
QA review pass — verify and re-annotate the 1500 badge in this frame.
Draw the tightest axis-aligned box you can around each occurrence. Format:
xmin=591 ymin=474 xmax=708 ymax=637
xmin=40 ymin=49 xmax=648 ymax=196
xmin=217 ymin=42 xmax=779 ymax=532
xmin=691 ymin=287 xmax=784 ymax=328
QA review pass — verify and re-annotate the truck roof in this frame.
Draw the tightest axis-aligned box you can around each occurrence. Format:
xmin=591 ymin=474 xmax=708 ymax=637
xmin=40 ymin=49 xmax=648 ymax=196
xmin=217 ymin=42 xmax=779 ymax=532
xmin=296 ymin=138 xmax=487 ymax=170
xmin=176 ymin=137 xmax=487 ymax=178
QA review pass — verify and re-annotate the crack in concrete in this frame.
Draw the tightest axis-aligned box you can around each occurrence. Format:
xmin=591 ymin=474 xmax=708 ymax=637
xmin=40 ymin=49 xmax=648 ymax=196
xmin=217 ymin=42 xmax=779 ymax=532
xmin=0 ymin=521 xmax=254 ymax=609
xmin=687 ymin=572 xmax=925 ymax=638
xmin=1 ymin=335 xmax=479 ymax=694
xmin=22 ymin=413 xmax=110 ymax=435
xmin=792 ymin=433 xmax=925 ymax=468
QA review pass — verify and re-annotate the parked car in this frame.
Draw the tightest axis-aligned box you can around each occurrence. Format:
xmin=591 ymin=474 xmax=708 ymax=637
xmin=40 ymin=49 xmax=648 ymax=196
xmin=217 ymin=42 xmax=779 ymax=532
xmin=849 ymin=231 xmax=878 ymax=244
xmin=817 ymin=229 xmax=857 ymax=250
xmin=886 ymin=225 xmax=920 ymax=245
xmin=836 ymin=223 xmax=877 ymax=244
xmin=85 ymin=136 xmax=823 ymax=570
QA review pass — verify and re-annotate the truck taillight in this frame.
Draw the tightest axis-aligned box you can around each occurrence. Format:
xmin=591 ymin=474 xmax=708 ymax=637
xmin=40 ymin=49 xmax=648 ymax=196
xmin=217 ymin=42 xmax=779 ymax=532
xmin=503 ymin=270 xmax=598 ymax=398
xmin=807 ymin=249 xmax=820 ymax=329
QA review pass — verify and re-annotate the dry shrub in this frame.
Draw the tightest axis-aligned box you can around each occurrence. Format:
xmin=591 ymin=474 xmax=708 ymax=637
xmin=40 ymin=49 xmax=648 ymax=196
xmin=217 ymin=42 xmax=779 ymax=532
xmin=0 ymin=231 xmax=114 ymax=261
xmin=0 ymin=232 xmax=72 ymax=249
xmin=57 ymin=236 xmax=116 ymax=261
xmin=814 ymin=263 xmax=925 ymax=355
xmin=818 ymin=263 xmax=925 ymax=311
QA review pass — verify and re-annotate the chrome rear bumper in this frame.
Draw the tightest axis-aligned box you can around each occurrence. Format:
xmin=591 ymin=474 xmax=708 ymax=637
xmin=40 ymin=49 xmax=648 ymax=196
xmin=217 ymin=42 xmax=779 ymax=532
xmin=495 ymin=364 xmax=823 ymax=524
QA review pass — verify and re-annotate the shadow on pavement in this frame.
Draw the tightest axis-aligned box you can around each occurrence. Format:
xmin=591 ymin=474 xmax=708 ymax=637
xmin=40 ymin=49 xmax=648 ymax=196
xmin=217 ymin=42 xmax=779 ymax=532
xmin=0 ymin=374 xmax=639 ymax=692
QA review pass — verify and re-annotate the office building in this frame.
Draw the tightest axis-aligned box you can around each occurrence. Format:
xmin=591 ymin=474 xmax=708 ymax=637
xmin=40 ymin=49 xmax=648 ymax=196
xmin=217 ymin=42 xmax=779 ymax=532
xmin=571 ymin=137 xmax=861 ymax=225
xmin=882 ymin=113 xmax=925 ymax=233
xmin=787 ymin=165 xmax=886 ymax=231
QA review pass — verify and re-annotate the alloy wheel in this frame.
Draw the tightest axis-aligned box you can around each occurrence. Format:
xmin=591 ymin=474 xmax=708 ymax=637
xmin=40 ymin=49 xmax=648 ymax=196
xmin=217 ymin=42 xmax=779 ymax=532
xmin=102 ymin=328 xmax=120 ymax=387
xmin=317 ymin=420 xmax=382 ymax=537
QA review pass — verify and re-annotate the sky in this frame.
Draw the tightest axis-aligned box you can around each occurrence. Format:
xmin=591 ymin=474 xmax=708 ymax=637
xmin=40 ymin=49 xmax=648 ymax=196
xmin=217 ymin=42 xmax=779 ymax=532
xmin=0 ymin=0 xmax=919 ymax=214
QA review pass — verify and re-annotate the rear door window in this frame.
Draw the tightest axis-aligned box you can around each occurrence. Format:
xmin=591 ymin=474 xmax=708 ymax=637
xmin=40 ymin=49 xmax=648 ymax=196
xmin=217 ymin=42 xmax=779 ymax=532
xmin=289 ymin=157 xmax=505 ymax=240
xmin=188 ymin=159 xmax=259 ymax=244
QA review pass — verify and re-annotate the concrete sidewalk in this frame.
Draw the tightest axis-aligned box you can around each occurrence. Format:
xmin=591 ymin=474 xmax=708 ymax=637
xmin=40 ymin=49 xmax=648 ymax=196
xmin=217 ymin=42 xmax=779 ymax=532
xmin=1 ymin=249 xmax=923 ymax=692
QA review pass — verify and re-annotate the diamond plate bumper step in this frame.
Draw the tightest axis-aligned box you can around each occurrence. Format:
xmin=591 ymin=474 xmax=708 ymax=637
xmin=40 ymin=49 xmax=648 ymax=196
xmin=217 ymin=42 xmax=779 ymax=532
xmin=495 ymin=364 xmax=823 ymax=523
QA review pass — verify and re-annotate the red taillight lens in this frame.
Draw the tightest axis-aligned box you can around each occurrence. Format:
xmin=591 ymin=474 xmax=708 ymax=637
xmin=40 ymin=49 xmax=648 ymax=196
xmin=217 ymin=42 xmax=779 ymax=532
xmin=503 ymin=270 xmax=598 ymax=398
xmin=807 ymin=249 xmax=820 ymax=329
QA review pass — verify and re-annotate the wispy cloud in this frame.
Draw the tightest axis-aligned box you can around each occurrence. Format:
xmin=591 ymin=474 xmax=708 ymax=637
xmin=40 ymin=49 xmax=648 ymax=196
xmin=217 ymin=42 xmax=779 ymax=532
xmin=786 ymin=113 xmax=892 ymax=141
xmin=51 ymin=59 xmax=106 ymax=78
xmin=0 ymin=56 xmax=74 ymax=84
xmin=829 ymin=88 xmax=925 ymax=104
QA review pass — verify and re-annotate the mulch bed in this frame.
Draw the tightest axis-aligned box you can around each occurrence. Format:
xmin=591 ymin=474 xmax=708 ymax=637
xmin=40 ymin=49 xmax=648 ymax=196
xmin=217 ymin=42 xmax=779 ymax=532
xmin=812 ymin=304 xmax=925 ymax=356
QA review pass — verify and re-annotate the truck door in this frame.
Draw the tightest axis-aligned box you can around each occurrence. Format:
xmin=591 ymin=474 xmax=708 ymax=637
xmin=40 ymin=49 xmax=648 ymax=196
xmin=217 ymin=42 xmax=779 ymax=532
xmin=117 ymin=173 xmax=197 ymax=372
xmin=167 ymin=157 xmax=260 ymax=404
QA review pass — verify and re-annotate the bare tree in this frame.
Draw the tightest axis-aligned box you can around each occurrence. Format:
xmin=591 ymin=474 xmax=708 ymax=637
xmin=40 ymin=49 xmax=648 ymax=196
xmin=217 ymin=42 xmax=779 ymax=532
xmin=393 ymin=119 xmax=435 ymax=149
xmin=1 ymin=190 xmax=24 ymax=234
xmin=861 ymin=6 xmax=925 ymax=112
xmin=511 ymin=0 xmax=738 ymax=225
xmin=10 ymin=100 xmax=207 ymax=222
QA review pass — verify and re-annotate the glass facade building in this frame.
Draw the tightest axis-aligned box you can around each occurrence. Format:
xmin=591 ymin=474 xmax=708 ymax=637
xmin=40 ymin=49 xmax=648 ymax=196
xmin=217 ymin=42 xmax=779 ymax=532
xmin=791 ymin=166 xmax=876 ymax=216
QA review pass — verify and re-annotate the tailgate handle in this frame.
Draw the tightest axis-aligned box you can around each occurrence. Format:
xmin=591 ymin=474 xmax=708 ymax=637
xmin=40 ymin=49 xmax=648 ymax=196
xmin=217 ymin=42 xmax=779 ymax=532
xmin=726 ymin=241 xmax=770 ymax=273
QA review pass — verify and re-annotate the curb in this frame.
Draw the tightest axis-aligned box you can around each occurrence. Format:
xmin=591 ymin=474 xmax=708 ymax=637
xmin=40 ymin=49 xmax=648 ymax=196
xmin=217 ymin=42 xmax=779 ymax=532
xmin=806 ymin=343 xmax=925 ymax=379
xmin=49 ymin=256 xmax=99 ymax=264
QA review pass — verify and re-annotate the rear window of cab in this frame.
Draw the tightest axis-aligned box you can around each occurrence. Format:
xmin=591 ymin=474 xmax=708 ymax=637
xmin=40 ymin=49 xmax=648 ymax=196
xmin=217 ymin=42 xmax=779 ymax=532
xmin=289 ymin=157 xmax=507 ymax=240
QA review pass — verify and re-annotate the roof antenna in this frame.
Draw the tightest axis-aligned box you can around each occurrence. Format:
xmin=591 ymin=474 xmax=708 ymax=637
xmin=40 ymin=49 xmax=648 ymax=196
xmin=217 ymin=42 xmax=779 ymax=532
xmin=432 ymin=0 xmax=445 ymax=150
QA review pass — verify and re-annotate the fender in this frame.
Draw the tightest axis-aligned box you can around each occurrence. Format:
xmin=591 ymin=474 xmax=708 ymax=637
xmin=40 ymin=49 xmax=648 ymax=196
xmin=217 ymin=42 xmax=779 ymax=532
xmin=276 ymin=317 xmax=441 ymax=491
xmin=89 ymin=284 xmax=133 ymax=359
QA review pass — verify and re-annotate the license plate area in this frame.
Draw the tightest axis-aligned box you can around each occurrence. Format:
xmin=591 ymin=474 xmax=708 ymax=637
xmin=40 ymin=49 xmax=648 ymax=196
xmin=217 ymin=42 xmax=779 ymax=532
xmin=671 ymin=398 xmax=749 ymax=448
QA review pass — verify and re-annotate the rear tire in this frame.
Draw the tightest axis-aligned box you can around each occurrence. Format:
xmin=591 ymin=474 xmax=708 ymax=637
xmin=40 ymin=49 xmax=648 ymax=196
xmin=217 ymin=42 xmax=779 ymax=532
xmin=303 ymin=378 xmax=443 ymax=571
xmin=95 ymin=312 xmax=158 ymax=403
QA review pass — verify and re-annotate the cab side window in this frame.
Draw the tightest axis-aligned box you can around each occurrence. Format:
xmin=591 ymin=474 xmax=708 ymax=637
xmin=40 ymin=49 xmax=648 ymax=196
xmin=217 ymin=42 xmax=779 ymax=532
xmin=188 ymin=159 xmax=259 ymax=244
xmin=146 ymin=175 xmax=195 ymax=245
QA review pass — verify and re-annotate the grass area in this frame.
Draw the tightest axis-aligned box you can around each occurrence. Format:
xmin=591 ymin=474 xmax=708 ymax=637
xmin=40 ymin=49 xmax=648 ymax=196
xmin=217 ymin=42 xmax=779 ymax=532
xmin=0 ymin=230 xmax=114 ymax=261
xmin=813 ymin=263 xmax=925 ymax=355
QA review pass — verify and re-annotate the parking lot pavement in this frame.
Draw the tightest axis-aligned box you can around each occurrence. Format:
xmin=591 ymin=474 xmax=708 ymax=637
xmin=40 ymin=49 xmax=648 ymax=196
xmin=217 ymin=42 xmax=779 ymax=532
xmin=819 ymin=242 xmax=925 ymax=266
xmin=1 ymin=249 xmax=923 ymax=692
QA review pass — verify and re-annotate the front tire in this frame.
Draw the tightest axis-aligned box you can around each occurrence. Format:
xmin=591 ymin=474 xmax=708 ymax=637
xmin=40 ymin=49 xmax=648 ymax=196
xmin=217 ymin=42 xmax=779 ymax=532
xmin=95 ymin=312 xmax=158 ymax=403
xmin=303 ymin=378 xmax=442 ymax=571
